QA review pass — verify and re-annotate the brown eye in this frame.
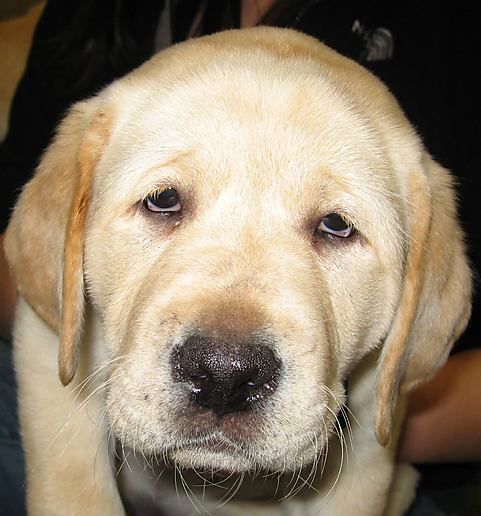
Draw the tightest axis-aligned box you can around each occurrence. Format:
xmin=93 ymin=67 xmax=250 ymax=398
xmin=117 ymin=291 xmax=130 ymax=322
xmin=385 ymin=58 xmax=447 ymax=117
xmin=317 ymin=213 xmax=354 ymax=238
xmin=144 ymin=188 xmax=181 ymax=213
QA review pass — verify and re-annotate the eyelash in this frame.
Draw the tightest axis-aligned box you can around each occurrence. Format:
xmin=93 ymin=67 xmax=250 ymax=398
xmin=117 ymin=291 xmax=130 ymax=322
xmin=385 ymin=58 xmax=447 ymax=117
xmin=143 ymin=187 xmax=181 ymax=213
xmin=316 ymin=213 xmax=356 ymax=240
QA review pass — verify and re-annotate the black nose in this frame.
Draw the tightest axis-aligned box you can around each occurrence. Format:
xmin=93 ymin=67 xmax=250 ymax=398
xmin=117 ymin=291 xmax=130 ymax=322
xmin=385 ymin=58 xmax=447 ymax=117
xmin=172 ymin=335 xmax=281 ymax=416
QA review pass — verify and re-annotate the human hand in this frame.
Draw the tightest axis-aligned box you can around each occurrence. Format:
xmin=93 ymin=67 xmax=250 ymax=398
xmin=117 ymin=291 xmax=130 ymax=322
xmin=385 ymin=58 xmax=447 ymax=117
xmin=0 ymin=233 xmax=17 ymax=337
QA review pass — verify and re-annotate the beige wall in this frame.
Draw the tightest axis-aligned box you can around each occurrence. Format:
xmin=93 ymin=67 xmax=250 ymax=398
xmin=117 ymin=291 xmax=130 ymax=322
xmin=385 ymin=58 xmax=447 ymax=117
xmin=0 ymin=0 xmax=41 ymax=21
xmin=0 ymin=1 xmax=44 ymax=139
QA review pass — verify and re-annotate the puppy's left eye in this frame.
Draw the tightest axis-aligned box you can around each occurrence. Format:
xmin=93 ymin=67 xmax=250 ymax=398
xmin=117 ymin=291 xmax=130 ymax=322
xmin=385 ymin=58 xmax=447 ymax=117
xmin=317 ymin=213 xmax=354 ymax=238
xmin=144 ymin=187 xmax=181 ymax=213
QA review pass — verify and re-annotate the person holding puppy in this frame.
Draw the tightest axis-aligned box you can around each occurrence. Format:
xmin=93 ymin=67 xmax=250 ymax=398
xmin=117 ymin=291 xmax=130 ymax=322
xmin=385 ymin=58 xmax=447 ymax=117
xmin=0 ymin=1 xmax=480 ymax=514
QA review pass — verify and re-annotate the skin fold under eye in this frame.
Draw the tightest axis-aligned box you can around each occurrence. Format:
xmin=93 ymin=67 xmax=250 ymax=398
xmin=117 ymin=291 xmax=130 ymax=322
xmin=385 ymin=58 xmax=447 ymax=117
xmin=143 ymin=187 xmax=181 ymax=213
xmin=317 ymin=213 xmax=354 ymax=238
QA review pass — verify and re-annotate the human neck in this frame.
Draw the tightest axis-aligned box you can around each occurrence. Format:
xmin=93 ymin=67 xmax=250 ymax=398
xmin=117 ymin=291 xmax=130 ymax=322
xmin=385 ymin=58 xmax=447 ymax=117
xmin=241 ymin=0 xmax=275 ymax=27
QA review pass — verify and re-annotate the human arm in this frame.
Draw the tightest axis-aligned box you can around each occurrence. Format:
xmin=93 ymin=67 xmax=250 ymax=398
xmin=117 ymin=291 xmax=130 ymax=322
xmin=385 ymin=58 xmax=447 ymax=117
xmin=399 ymin=348 xmax=481 ymax=463
xmin=0 ymin=233 xmax=16 ymax=338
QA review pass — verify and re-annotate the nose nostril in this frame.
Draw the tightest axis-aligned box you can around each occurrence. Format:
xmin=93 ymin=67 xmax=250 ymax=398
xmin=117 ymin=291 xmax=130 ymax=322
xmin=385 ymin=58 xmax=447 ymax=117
xmin=190 ymin=372 xmax=208 ymax=384
xmin=172 ymin=335 xmax=281 ymax=416
xmin=191 ymin=373 xmax=208 ymax=380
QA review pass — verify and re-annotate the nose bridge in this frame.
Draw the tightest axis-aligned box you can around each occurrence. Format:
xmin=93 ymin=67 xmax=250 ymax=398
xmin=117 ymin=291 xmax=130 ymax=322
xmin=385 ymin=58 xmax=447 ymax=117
xmin=232 ymin=177 xmax=300 ymax=262
xmin=178 ymin=185 xmax=316 ymax=306
xmin=181 ymin=222 xmax=322 ymax=344
xmin=189 ymin=187 xmax=278 ymax=282
xmin=152 ymin=173 xmax=322 ymax=333
xmin=208 ymin=225 xmax=286 ymax=303
xmin=162 ymin=228 xmax=285 ymax=342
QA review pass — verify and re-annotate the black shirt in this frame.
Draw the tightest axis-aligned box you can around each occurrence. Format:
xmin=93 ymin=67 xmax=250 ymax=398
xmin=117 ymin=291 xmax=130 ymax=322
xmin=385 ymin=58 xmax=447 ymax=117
xmin=1 ymin=0 xmax=479 ymax=348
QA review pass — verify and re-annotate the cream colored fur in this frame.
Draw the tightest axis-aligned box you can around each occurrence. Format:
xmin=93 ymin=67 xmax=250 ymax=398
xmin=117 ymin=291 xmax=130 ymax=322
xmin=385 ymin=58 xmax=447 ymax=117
xmin=5 ymin=28 xmax=471 ymax=515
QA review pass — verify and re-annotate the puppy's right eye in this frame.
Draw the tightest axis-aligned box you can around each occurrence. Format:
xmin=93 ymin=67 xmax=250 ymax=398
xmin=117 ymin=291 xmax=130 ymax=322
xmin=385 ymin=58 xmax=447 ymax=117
xmin=143 ymin=188 xmax=181 ymax=213
xmin=317 ymin=213 xmax=354 ymax=239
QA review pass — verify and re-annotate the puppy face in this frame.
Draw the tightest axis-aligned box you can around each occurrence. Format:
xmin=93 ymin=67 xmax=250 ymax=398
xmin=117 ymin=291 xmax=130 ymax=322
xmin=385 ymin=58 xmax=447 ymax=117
xmin=6 ymin=28 xmax=471 ymax=475
xmin=83 ymin=36 xmax=408 ymax=473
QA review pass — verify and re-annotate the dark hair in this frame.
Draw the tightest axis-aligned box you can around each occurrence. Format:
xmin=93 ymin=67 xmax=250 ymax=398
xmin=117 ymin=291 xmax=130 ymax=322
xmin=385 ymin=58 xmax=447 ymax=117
xmin=29 ymin=0 xmax=163 ymax=98
xmin=28 ymin=0 xmax=316 ymax=99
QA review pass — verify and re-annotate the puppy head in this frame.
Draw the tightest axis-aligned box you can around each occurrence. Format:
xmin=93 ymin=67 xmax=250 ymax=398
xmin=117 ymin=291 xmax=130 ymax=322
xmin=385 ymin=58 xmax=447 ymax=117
xmin=5 ymin=28 xmax=471 ymax=471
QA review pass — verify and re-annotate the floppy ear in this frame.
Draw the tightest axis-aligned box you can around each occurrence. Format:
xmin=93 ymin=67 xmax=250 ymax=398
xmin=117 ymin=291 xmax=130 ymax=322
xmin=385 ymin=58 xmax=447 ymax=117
xmin=4 ymin=100 xmax=112 ymax=385
xmin=375 ymin=153 xmax=472 ymax=446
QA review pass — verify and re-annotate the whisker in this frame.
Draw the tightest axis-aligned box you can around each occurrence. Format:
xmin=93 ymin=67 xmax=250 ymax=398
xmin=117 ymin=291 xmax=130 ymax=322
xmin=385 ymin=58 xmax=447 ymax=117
xmin=47 ymin=375 xmax=117 ymax=453
xmin=321 ymin=410 xmax=347 ymax=502
xmin=115 ymin=447 xmax=131 ymax=478
xmin=217 ymin=473 xmax=245 ymax=507
xmin=177 ymin=465 xmax=204 ymax=514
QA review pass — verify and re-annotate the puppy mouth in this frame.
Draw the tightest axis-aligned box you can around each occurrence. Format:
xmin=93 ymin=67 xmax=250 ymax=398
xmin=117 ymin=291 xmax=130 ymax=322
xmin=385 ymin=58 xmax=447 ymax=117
xmin=172 ymin=396 xmax=272 ymax=446
xmin=167 ymin=431 xmax=259 ymax=473
xmin=168 ymin=428 xmax=323 ymax=474
xmin=178 ymin=432 xmax=245 ymax=454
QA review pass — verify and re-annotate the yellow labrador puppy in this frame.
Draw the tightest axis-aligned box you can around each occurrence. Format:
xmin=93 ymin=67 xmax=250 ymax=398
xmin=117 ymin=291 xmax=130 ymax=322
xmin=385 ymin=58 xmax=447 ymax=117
xmin=5 ymin=27 xmax=471 ymax=516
